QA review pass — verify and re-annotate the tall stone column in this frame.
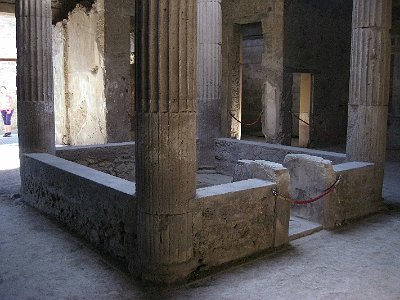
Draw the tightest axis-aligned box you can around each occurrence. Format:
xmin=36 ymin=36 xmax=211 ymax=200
xmin=135 ymin=0 xmax=197 ymax=283
xmin=197 ymin=0 xmax=221 ymax=168
xmin=346 ymin=0 xmax=392 ymax=188
xmin=16 ymin=0 xmax=55 ymax=154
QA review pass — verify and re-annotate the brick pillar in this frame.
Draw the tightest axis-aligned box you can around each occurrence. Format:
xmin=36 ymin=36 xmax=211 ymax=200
xmin=197 ymin=0 xmax=221 ymax=168
xmin=135 ymin=0 xmax=197 ymax=283
xmin=16 ymin=0 xmax=55 ymax=155
xmin=346 ymin=0 xmax=392 ymax=188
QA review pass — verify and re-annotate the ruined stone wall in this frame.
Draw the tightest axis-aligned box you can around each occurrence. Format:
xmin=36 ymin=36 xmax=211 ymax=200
xmin=21 ymin=153 xmax=137 ymax=266
xmin=284 ymin=0 xmax=353 ymax=147
xmin=215 ymin=138 xmax=347 ymax=176
xmin=56 ymin=142 xmax=135 ymax=181
xmin=192 ymin=178 xmax=287 ymax=270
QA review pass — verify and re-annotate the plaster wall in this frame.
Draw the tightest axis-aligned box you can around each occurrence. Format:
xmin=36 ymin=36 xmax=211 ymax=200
xmin=0 ymin=13 xmax=17 ymax=130
xmin=221 ymin=0 xmax=288 ymax=143
xmin=53 ymin=0 xmax=133 ymax=146
xmin=53 ymin=23 xmax=68 ymax=144
xmin=103 ymin=0 xmax=133 ymax=143
xmin=53 ymin=3 xmax=107 ymax=145
xmin=388 ymin=35 xmax=400 ymax=161
xmin=284 ymin=0 xmax=353 ymax=147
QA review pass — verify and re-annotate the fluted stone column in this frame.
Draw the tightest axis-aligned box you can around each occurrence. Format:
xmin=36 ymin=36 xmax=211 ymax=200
xmin=135 ymin=0 xmax=197 ymax=283
xmin=16 ymin=0 xmax=55 ymax=155
xmin=346 ymin=0 xmax=392 ymax=188
xmin=197 ymin=0 xmax=221 ymax=168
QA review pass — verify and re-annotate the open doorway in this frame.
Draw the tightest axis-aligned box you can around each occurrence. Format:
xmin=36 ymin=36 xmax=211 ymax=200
xmin=240 ymin=22 xmax=264 ymax=140
xmin=291 ymin=73 xmax=312 ymax=147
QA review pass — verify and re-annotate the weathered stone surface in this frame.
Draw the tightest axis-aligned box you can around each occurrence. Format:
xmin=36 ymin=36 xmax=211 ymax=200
xmin=53 ymin=0 xmax=132 ymax=145
xmin=197 ymin=0 xmax=222 ymax=168
xmin=325 ymin=162 xmax=383 ymax=229
xmin=16 ymin=0 xmax=55 ymax=154
xmin=103 ymin=0 xmax=132 ymax=143
xmin=21 ymin=153 xmax=136 ymax=266
xmin=347 ymin=105 xmax=389 ymax=164
xmin=216 ymin=138 xmax=347 ymax=176
xmin=135 ymin=0 xmax=197 ymax=283
xmin=284 ymin=154 xmax=336 ymax=225
xmin=192 ymin=179 xmax=278 ymax=268
xmin=56 ymin=142 xmax=135 ymax=181
xmin=233 ymin=159 xmax=290 ymax=247
xmin=346 ymin=0 xmax=391 ymax=174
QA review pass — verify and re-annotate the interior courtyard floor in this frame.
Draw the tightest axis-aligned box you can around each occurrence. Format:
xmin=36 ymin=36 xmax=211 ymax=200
xmin=0 ymin=139 xmax=399 ymax=299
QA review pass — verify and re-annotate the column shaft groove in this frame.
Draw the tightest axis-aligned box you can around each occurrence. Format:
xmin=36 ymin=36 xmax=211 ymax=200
xmin=135 ymin=0 xmax=197 ymax=283
xmin=16 ymin=0 xmax=55 ymax=154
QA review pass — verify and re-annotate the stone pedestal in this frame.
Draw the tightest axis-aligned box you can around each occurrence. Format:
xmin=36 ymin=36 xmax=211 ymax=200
xmin=135 ymin=0 xmax=197 ymax=283
xmin=197 ymin=0 xmax=222 ymax=168
xmin=346 ymin=0 xmax=392 ymax=188
xmin=16 ymin=0 xmax=55 ymax=155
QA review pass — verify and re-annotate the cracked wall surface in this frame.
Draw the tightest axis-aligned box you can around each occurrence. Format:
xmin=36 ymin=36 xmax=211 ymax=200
xmin=54 ymin=2 xmax=107 ymax=145
xmin=53 ymin=0 xmax=133 ymax=145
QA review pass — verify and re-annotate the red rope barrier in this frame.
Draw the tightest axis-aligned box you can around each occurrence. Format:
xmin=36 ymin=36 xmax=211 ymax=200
xmin=229 ymin=111 xmax=263 ymax=126
xmin=273 ymin=176 xmax=341 ymax=205
xmin=289 ymin=110 xmax=310 ymax=127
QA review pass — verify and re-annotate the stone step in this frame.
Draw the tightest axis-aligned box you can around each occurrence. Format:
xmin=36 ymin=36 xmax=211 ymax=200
xmin=289 ymin=216 xmax=323 ymax=241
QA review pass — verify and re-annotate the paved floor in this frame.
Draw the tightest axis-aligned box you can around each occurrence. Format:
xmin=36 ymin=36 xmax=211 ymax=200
xmin=1 ymin=138 xmax=400 ymax=299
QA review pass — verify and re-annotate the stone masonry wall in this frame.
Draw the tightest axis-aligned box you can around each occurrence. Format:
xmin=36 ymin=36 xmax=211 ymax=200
xmin=21 ymin=153 xmax=137 ymax=266
xmin=192 ymin=179 xmax=286 ymax=270
xmin=216 ymin=138 xmax=347 ymax=176
xmin=56 ymin=142 xmax=135 ymax=181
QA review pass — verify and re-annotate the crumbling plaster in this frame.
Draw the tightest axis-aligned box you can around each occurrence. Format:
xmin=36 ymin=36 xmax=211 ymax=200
xmin=53 ymin=0 xmax=133 ymax=145
xmin=54 ymin=3 xmax=107 ymax=145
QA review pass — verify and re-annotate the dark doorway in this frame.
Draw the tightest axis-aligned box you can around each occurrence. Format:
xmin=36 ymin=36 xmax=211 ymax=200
xmin=240 ymin=22 xmax=264 ymax=139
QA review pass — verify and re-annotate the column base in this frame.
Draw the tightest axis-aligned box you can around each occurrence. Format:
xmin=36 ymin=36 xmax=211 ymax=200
xmin=138 ymin=258 xmax=198 ymax=284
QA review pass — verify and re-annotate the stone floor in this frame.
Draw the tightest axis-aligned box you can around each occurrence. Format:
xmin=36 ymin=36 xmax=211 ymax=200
xmin=1 ymin=137 xmax=400 ymax=299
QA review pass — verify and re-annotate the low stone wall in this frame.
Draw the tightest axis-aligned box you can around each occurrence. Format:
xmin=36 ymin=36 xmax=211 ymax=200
xmin=232 ymin=155 xmax=384 ymax=230
xmin=21 ymin=153 xmax=137 ymax=265
xmin=327 ymin=162 xmax=383 ymax=228
xmin=21 ymin=152 xmax=290 ymax=280
xmin=56 ymin=142 xmax=135 ymax=181
xmin=192 ymin=179 xmax=289 ymax=270
xmin=215 ymin=138 xmax=347 ymax=176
